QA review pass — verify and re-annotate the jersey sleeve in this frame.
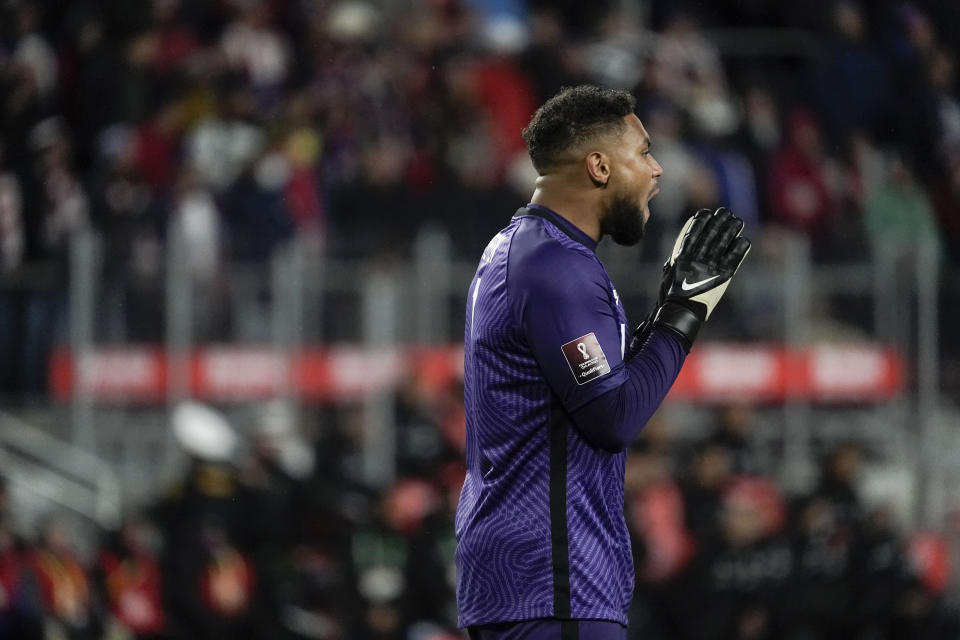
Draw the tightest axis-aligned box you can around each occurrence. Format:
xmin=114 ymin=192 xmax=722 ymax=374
xmin=569 ymin=329 xmax=687 ymax=451
xmin=511 ymin=240 xmax=627 ymax=412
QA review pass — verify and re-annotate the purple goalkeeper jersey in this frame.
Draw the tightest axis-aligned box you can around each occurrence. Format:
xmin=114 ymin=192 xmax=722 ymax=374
xmin=456 ymin=204 xmax=684 ymax=627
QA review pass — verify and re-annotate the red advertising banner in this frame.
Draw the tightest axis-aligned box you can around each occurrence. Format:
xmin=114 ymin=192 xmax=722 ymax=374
xmin=50 ymin=343 xmax=903 ymax=404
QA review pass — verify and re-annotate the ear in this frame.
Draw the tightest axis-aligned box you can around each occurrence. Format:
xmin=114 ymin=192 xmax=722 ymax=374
xmin=585 ymin=151 xmax=610 ymax=187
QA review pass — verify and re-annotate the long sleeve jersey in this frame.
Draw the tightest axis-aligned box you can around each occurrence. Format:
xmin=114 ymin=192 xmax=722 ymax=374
xmin=456 ymin=204 xmax=686 ymax=627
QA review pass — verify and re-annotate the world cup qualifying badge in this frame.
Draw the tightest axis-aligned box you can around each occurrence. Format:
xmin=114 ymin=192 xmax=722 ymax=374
xmin=561 ymin=333 xmax=611 ymax=385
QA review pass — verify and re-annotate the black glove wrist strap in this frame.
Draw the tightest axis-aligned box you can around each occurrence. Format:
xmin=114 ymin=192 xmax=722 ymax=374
xmin=653 ymin=301 xmax=702 ymax=352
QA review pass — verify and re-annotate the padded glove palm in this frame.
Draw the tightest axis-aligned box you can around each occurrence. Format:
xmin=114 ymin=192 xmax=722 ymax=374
xmin=632 ymin=207 xmax=750 ymax=352
xmin=660 ymin=207 xmax=751 ymax=321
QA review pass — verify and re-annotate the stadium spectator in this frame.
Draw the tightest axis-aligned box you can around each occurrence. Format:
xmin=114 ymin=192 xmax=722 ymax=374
xmin=863 ymin=152 xmax=945 ymax=262
xmin=0 ymin=510 xmax=43 ymax=639
xmin=885 ymin=4 xmax=943 ymax=183
xmin=678 ymin=477 xmax=791 ymax=640
xmin=892 ymin=532 xmax=960 ymax=639
xmin=168 ymin=167 xmax=230 ymax=340
xmin=679 ymin=440 xmax=734 ymax=548
xmin=185 ymin=84 xmax=265 ymax=193
xmin=133 ymin=100 xmax=183 ymax=193
xmin=240 ymin=399 xmax=315 ymax=638
xmin=153 ymin=403 xmax=261 ymax=639
xmin=783 ymin=494 xmax=858 ymax=638
xmin=221 ymin=151 xmax=296 ymax=264
xmin=0 ymin=140 xmax=25 ymax=396
xmin=279 ymin=107 xmax=327 ymax=243
xmin=29 ymin=516 xmax=101 ymax=640
xmin=165 ymin=513 xmax=256 ymax=640
xmin=647 ymin=11 xmax=740 ymax=139
xmin=95 ymin=514 xmax=166 ymax=639
xmin=625 ymin=441 xmax=694 ymax=640
xmin=706 ymin=403 xmax=764 ymax=475
xmin=768 ymin=109 xmax=837 ymax=237
xmin=930 ymin=154 xmax=960 ymax=263
xmin=394 ymin=377 xmax=448 ymax=479
xmin=812 ymin=2 xmax=890 ymax=141
xmin=518 ymin=7 xmax=584 ymax=103
xmin=90 ymin=124 xmax=167 ymax=342
xmin=351 ymin=478 xmax=437 ymax=640
xmin=0 ymin=141 xmax=24 ymax=275
xmin=849 ymin=504 xmax=909 ymax=638
xmin=927 ymin=46 xmax=960 ymax=260
xmin=220 ymin=1 xmax=291 ymax=101
xmin=15 ymin=118 xmax=90 ymax=394
xmin=807 ymin=442 xmax=865 ymax=528
xmin=138 ymin=0 xmax=202 ymax=82
xmin=403 ymin=461 xmax=462 ymax=635
xmin=9 ymin=3 xmax=58 ymax=107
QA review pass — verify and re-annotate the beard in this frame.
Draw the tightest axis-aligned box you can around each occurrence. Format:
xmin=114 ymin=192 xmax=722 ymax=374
xmin=599 ymin=193 xmax=646 ymax=246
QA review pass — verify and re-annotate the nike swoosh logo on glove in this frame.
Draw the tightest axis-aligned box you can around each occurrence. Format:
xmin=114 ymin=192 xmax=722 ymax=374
xmin=681 ymin=275 xmax=721 ymax=290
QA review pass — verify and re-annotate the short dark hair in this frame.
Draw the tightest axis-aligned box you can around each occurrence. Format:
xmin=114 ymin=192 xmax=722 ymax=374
xmin=522 ymin=85 xmax=637 ymax=173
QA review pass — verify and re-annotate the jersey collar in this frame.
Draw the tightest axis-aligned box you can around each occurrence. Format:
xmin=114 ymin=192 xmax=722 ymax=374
xmin=516 ymin=203 xmax=598 ymax=253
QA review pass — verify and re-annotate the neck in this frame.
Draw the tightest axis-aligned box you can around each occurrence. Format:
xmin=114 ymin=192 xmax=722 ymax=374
xmin=529 ymin=176 xmax=603 ymax=242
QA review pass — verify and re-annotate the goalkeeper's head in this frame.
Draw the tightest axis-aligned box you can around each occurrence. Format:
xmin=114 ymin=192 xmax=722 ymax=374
xmin=522 ymin=85 xmax=663 ymax=246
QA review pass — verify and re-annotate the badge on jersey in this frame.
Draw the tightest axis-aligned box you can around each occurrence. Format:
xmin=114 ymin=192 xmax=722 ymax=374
xmin=561 ymin=333 xmax=611 ymax=385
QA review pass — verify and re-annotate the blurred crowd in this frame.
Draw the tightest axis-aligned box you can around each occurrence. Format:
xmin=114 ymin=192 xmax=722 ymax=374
xmin=624 ymin=406 xmax=958 ymax=640
xmin=1 ymin=0 xmax=960 ymax=637
xmin=0 ymin=390 xmax=470 ymax=640
xmin=1 ymin=391 xmax=958 ymax=640
xmin=0 ymin=0 xmax=959 ymax=397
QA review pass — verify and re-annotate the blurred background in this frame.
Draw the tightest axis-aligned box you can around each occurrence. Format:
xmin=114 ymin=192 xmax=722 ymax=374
xmin=0 ymin=0 xmax=958 ymax=638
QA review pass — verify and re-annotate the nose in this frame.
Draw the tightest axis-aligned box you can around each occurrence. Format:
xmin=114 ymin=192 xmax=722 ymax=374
xmin=651 ymin=156 xmax=663 ymax=178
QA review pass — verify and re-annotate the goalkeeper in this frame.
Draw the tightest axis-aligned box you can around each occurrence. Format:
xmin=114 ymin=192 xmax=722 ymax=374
xmin=456 ymin=85 xmax=750 ymax=640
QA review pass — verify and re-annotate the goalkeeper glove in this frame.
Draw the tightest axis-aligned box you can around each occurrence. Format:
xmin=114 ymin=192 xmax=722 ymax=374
xmin=633 ymin=207 xmax=751 ymax=352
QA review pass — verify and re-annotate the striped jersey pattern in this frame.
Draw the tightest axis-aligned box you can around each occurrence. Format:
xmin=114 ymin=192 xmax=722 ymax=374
xmin=456 ymin=209 xmax=633 ymax=627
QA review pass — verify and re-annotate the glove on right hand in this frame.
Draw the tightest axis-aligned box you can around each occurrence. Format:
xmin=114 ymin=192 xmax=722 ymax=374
xmin=635 ymin=207 xmax=750 ymax=351
xmin=660 ymin=207 xmax=751 ymax=322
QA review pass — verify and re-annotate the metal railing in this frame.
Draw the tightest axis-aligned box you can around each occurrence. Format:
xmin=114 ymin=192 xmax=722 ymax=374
xmin=0 ymin=221 xmax=933 ymax=530
xmin=0 ymin=410 xmax=120 ymax=536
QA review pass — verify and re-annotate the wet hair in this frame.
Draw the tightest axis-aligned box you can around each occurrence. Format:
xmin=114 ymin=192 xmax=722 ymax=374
xmin=522 ymin=85 xmax=636 ymax=173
